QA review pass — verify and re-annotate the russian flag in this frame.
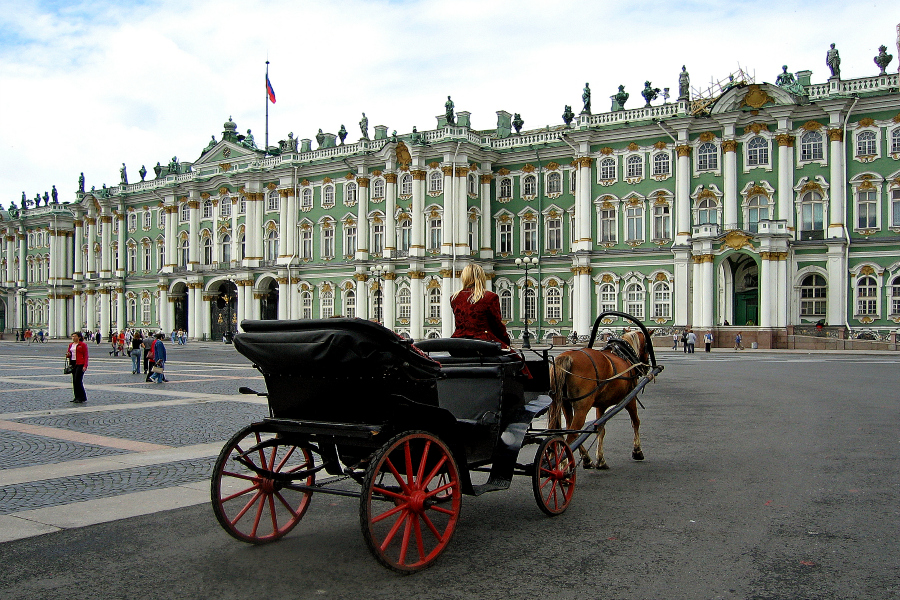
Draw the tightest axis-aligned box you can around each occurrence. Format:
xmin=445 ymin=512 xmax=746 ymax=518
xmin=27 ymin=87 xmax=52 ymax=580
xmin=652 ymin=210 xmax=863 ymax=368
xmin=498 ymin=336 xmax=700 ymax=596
xmin=266 ymin=75 xmax=276 ymax=104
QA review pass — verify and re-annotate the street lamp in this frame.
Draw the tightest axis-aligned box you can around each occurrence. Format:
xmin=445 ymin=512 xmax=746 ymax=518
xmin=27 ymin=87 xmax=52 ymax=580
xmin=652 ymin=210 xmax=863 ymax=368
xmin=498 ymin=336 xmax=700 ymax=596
xmin=223 ymin=277 xmax=236 ymax=343
xmin=369 ymin=265 xmax=385 ymax=325
xmin=17 ymin=288 xmax=28 ymax=341
xmin=515 ymin=256 xmax=539 ymax=349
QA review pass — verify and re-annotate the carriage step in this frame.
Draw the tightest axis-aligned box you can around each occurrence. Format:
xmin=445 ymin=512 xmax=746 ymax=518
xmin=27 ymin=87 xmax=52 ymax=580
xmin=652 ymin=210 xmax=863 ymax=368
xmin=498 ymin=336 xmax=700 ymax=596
xmin=470 ymin=476 xmax=511 ymax=496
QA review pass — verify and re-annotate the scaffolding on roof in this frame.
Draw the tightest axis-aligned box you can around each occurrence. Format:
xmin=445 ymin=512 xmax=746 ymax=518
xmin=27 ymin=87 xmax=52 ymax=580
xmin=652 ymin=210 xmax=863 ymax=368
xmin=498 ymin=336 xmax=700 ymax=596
xmin=689 ymin=65 xmax=756 ymax=116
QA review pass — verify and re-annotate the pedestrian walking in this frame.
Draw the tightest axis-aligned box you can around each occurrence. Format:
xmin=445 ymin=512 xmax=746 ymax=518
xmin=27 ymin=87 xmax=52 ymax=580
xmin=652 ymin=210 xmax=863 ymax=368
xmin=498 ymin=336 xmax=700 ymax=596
xmin=66 ymin=332 xmax=89 ymax=404
xmin=95 ymin=329 xmax=102 ymax=344
xmin=672 ymin=333 xmax=678 ymax=350
xmin=734 ymin=331 xmax=744 ymax=350
xmin=142 ymin=332 xmax=154 ymax=376
xmin=686 ymin=330 xmax=696 ymax=353
xmin=180 ymin=330 xmax=187 ymax=345
xmin=109 ymin=331 xmax=118 ymax=356
xmin=704 ymin=331 xmax=713 ymax=353
xmin=681 ymin=329 xmax=688 ymax=353
xmin=130 ymin=331 xmax=143 ymax=374
xmin=150 ymin=333 xmax=168 ymax=383
xmin=38 ymin=329 xmax=45 ymax=343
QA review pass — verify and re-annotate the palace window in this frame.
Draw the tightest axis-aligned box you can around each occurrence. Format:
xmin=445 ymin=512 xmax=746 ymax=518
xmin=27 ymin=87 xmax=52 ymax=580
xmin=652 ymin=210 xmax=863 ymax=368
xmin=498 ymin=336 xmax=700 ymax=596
xmin=467 ymin=174 xmax=477 ymax=196
xmin=202 ymin=200 xmax=213 ymax=218
xmin=499 ymin=289 xmax=512 ymax=321
xmin=372 ymin=221 xmax=384 ymax=255
xmin=698 ymin=198 xmax=718 ymax=225
xmin=652 ymin=153 xmax=670 ymax=176
xmin=180 ymin=238 xmax=189 ymax=266
xmin=546 ymin=287 xmax=562 ymax=320
xmin=265 ymin=230 xmax=279 ymax=261
xmin=523 ymin=175 xmax=536 ymax=196
xmin=523 ymin=287 xmax=536 ymax=322
xmin=547 ymin=215 xmax=562 ymax=251
xmin=499 ymin=221 xmax=512 ymax=254
xmin=127 ymin=298 xmax=137 ymax=323
xmin=892 ymin=189 xmax=900 ymax=228
xmin=344 ymin=290 xmax=356 ymax=319
xmin=429 ymin=172 xmax=442 ymax=193
xmin=626 ymin=155 xmax=643 ymax=179
xmin=239 ymin=196 xmax=247 ymax=214
xmin=345 ymin=182 xmax=357 ymax=204
xmin=800 ymin=191 xmax=825 ymax=237
xmin=626 ymin=205 xmax=644 ymax=242
xmin=522 ymin=219 xmax=537 ymax=252
xmin=399 ymin=288 xmax=411 ymax=319
xmin=697 ymin=142 xmax=718 ymax=171
xmin=321 ymin=291 xmax=334 ymax=318
xmin=221 ymin=235 xmax=231 ymax=263
xmin=141 ymin=296 xmax=151 ymax=323
xmin=653 ymin=281 xmax=671 ymax=319
xmin=857 ymin=190 xmax=877 ymax=229
xmin=239 ymin=234 xmax=246 ymax=260
xmin=323 ymin=226 xmax=334 ymax=259
xmin=323 ymin=185 xmax=335 ymax=208
xmin=300 ymin=228 xmax=312 ymax=259
xmin=891 ymin=276 xmax=900 ymax=315
xmin=180 ymin=203 xmax=190 ymax=222
xmin=428 ymin=216 xmax=441 ymax=251
xmin=653 ymin=204 xmax=671 ymax=240
xmin=548 ymin=171 xmax=562 ymax=194
xmin=372 ymin=289 xmax=383 ymax=324
xmin=202 ymin=236 xmax=213 ymax=265
xmin=600 ymin=283 xmax=616 ymax=314
xmin=301 ymin=188 xmax=313 ymax=209
xmin=428 ymin=287 xmax=441 ymax=319
xmin=747 ymin=136 xmax=769 ymax=166
xmin=799 ymin=274 xmax=826 ymax=316
xmin=624 ymin=283 xmax=645 ymax=320
xmin=301 ymin=292 xmax=312 ymax=319
xmin=144 ymin=210 xmax=152 ymax=229
xmin=157 ymin=243 xmax=165 ymax=270
xmin=892 ymin=129 xmax=900 ymax=153
xmin=128 ymin=213 xmax=137 ymax=230
xmin=344 ymin=224 xmax=357 ymax=257
xmin=468 ymin=215 xmax=478 ymax=251
xmin=499 ymin=178 xmax=512 ymax=200
xmin=747 ymin=195 xmax=769 ymax=233
xmin=142 ymin=245 xmax=151 ymax=271
xmin=400 ymin=173 xmax=413 ymax=196
xmin=220 ymin=197 xmax=231 ymax=217
xmin=856 ymin=131 xmax=877 ymax=156
xmin=398 ymin=218 xmax=411 ymax=253
xmin=800 ymin=131 xmax=824 ymax=161
xmin=267 ymin=191 xmax=280 ymax=212
xmin=856 ymin=276 xmax=877 ymax=315
xmin=373 ymin=178 xmax=385 ymax=199
xmin=599 ymin=208 xmax=616 ymax=243
xmin=599 ymin=158 xmax=616 ymax=180
xmin=127 ymin=245 xmax=137 ymax=272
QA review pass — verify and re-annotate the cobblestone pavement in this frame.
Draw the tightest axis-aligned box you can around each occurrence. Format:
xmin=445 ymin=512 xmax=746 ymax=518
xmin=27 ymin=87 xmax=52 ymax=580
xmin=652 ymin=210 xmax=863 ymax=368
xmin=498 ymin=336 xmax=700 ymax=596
xmin=0 ymin=340 xmax=267 ymax=541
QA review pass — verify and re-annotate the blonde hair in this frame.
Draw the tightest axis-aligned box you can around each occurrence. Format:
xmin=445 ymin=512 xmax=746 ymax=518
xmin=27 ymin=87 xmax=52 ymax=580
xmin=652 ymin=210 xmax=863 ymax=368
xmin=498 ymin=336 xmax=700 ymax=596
xmin=453 ymin=263 xmax=487 ymax=304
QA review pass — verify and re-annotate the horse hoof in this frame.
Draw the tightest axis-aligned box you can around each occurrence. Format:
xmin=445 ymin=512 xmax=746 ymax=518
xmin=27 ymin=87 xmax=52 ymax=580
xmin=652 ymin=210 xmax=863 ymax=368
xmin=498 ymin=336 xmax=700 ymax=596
xmin=581 ymin=457 xmax=594 ymax=469
xmin=597 ymin=462 xmax=610 ymax=470
xmin=632 ymin=450 xmax=645 ymax=461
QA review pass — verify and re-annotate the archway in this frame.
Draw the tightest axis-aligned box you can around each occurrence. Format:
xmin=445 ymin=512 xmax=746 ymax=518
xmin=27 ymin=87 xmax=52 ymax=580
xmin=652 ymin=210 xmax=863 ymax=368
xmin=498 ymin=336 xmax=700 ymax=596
xmin=171 ymin=282 xmax=189 ymax=332
xmin=722 ymin=253 xmax=759 ymax=327
xmin=210 ymin=280 xmax=238 ymax=341
xmin=260 ymin=278 xmax=278 ymax=320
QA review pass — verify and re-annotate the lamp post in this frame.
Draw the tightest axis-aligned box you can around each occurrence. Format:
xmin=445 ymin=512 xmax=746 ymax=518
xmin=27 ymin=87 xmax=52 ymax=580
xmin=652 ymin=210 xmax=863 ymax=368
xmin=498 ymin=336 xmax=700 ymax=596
xmin=369 ymin=265 xmax=385 ymax=325
xmin=223 ymin=276 xmax=235 ymax=343
xmin=17 ymin=288 xmax=28 ymax=340
xmin=515 ymin=256 xmax=539 ymax=348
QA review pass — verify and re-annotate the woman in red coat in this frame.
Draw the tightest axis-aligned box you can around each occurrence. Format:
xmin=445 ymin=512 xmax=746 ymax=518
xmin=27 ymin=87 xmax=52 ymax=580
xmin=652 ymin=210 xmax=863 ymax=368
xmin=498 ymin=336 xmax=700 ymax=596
xmin=66 ymin=331 xmax=89 ymax=403
xmin=450 ymin=263 xmax=510 ymax=348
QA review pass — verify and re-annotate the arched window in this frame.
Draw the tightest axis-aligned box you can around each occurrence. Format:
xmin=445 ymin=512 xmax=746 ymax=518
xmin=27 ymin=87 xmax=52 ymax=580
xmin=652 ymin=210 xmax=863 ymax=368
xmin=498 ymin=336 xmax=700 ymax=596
xmin=546 ymin=287 xmax=562 ymax=320
xmin=548 ymin=171 xmax=562 ymax=194
xmin=157 ymin=242 xmax=165 ymax=271
xmin=499 ymin=178 xmax=512 ymax=199
xmin=344 ymin=223 xmax=357 ymax=257
xmin=344 ymin=289 xmax=356 ymax=319
xmin=599 ymin=283 xmax=616 ymax=314
xmin=127 ymin=245 xmax=137 ymax=272
xmin=800 ymin=191 xmax=824 ymax=238
xmin=547 ymin=214 xmax=562 ymax=251
xmin=652 ymin=282 xmax=671 ymax=319
xmin=345 ymin=182 xmax=358 ymax=204
xmin=398 ymin=218 xmax=411 ymax=253
xmin=142 ymin=244 xmax=152 ymax=271
xmin=301 ymin=188 xmax=313 ymax=208
xmin=856 ymin=131 xmax=877 ymax=156
xmin=626 ymin=155 xmax=643 ymax=179
xmin=141 ymin=296 xmax=151 ymax=323
xmin=799 ymin=274 xmax=826 ymax=317
xmin=267 ymin=191 xmax=280 ymax=212
xmin=322 ymin=225 xmax=334 ymax=259
xmin=220 ymin=197 xmax=231 ymax=217
xmin=624 ymin=283 xmax=645 ymax=319
xmin=400 ymin=173 xmax=413 ymax=196
xmin=372 ymin=220 xmax=384 ymax=254
xmin=892 ymin=128 xmax=900 ymax=154
xmin=428 ymin=215 xmax=441 ymax=251
xmin=747 ymin=136 xmax=769 ymax=165
xmin=891 ymin=276 xmax=900 ymax=315
xmin=857 ymin=189 xmax=877 ymax=229
xmin=499 ymin=289 xmax=512 ymax=321
xmin=127 ymin=298 xmax=137 ymax=323
xmin=301 ymin=291 xmax=312 ymax=319
xmin=856 ymin=276 xmax=877 ymax=315
xmin=265 ymin=229 xmax=279 ymax=261
xmin=652 ymin=153 xmax=670 ymax=176
xmin=202 ymin=236 xmax=212 ymax=265
xmin=180 ymin=203 xmax=190 ymax=222
xmin=144 ymin=210 xmax=152 ymax=229
xmin=653 ymin=203 xmax=671 ymax=240
xmin=128 ymin=213 xmax=137 ymax=230
xmin=398 ymin=288 xmax=411 ymax=319
xmin=599 ymin=158 xmax=616 ymax=180
xmin=747 ymin=195 xmax=769 ymax=233
xmin=498 ymin=219 xmax=512 ymax=253
xmin=428 ymin=287 xmax=441 ymax=319
xmin=524 ymin=287 xmax=536 ymax=322
xmin=221 ymin=234 xmax=231 ymax=264
xmin=180 ymin=238 xmax=189 ymax=266
xmin=523 ymin=175 xmax=536 ymax=196
xmin=467 ymin=174 xmax=478 ymax=195
xmin=202 ymin=200 xmax=213 ymax=218
xmin=522 ymin=219 xmax=537 ymax=252
xmin=239 ymin=234 xmax=246 ymax=260
xmin=599 ymin=208 xmax=616 ymax=243
xmin=800 ymin=131 xmax=823 ymax=161
xmin=323 ymin=185 xmax=335 ymax=208
xmin=429 ymin=172 xmax=442 ymax=193
xmin=300 ymin=228 xmax=312 ymax=259
xmin=373 ymin=179 xmax=385 ymax=199
xmin=697 ymin=142 xmax=718 ymax=171
xmin=698 ymin=198 xmax=718 ymax=225
xmin=626 ymin=205 xmax=643 ymax=242
xmin=321 ymin=290 xmax=334 ymax=318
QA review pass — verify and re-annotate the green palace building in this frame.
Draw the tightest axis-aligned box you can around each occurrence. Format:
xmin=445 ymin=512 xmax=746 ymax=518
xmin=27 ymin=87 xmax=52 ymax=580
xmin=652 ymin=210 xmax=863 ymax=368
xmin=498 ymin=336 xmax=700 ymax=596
xmin=2 ymin=38 xmax=900 ymax=349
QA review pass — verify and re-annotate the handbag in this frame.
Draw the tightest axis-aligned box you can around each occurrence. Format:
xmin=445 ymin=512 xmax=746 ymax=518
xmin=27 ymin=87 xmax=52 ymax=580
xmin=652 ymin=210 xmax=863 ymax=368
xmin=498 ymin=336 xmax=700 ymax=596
xmin=64 ymin=359 xmax=74 ymax=375
xmin=151 ymin=365 xmax=165 ymax=374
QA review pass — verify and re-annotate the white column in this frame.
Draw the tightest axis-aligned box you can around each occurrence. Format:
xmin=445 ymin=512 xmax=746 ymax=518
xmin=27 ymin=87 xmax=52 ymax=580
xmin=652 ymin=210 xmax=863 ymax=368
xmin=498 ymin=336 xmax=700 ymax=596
xmin=480 ymin=171 xmax=493 ymax=260
xmin=441 ymin=267 xmax=453 ymax=337
xmin=86 ymin=218 xmax=97 ymax=277
xmin=573 ymin=266 xmax=592 ymax=337
xmin=355 ymin=273 xmax=369 ymax=320
xmin=675 ymin=146 xmax=692 ymax=241
xmin=759 ymin=255 xmax=772 ymax=328
xmin=278 ymin=191 xmax=292 ymax=261
xmin=411 ymin=170 xmax=426 ymax=257
xmin=776 ymin=135 xmax=795 ymax=229
xmin=99 ymin=289 xmax=110 ymax=337
xmin=826 ymin=244 xmax=846 ymax=326
xmin=691 ymin=257 xmax=703 ymax=326
xmin=441 ymin=167 xmax=453 ymax=256
xmin=200 ymin=288 xmax=211 ymax=341
xmin=116 ymin=287 xmax=125 ymax=334
xmin=116 ymin=214 xmax=126 ymax=276
xmin=383 ymin=274 xmax=396 ymax=331
xmin=85 ymin=289 xmax=96 ymax=332
xmin=410 ymin=271 xmax=424 ymax=340
xmin=100 ymin=215 xmax=112 ymax=276
xmin=722 ymin=140 xmax=738 ymax=230
xmin=384 ymin=174 xmax=397 ymax=259
xmin=74 ymin=290 xmax=83 ymax=330
xmin=456 ymin=167 xmax=468 ymax=258
xmin=5 ymin=233 xmax=15 ymax=285
xmin=253 ymin=191 xmax=265 ymax=262
xmin=701 ymin=258 xmax=715 ymax=328
xmin=356 ymin=177 xmax=369 ymax=260
xmin=165 ymin=202 xmax=177 ymax=270
xmin=828 ymin=128 xmax=845 ymax=238
xmin=158 ymin=286 xmax=169 ymax=333
xmin=576 ymin=158 xmax=593 ymax=252
xmin=278 ymin=277 xmax=289 ymax=319
xmin=17 ymin=230 xmax=26 ymax=284
xmin=673 ymin=249 xmax=691 ymax=327
xmin=188 ymin=196 xmax=200 ymax=268
xmin=776 ymin=255 xmax=789 ymax=327
xmin=250 ymin=286 xmax=261 ymax=320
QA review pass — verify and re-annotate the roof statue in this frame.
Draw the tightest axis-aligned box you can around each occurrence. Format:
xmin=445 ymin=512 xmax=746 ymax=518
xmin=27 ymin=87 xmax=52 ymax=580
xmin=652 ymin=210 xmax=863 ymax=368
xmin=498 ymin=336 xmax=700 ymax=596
xmin=21 ymin=191 xmax=26 ymax=204
xmin=562 ymin=105 xmax=574 ymax=126
xmin=582 ymin=83 xmax=591 ymax=114
xmin=678 ymin=66 xmax=690 ymax=100
xmin=168 ymin=157 xmax=178 ymax=174
xmin=512 ymin=113 xmax=524 ymax=134
xmin=338 ymin=124 xmax=347 ymax=145
xmin=445 ymin=96 xmax=455 ymax=125
xmin=641 ymin=81 xmax=660 ymax=107
xmin=359 ymin=113 xmax=369 ymax=140
xmin=242 ymin=130 xmax=257 ymax=149
xmin=51 ymin=185 xmax=58 ymax=203
xmin=154 ymin=162 xmax=162 ymax=178
xmin=203 ymin=135 xmax=217 ymax=154
xmin=316 ymin=129 xmax=325 ymax=148
xmin=826 ymin=43 xmax=841 ymax=78
xmin=120 ymin=163 xmax=127 ymax=185
xmin=43 ymin=191 xmax=49 ymax=205
xmin=78 ymin=172 xmax=85 ymax=193
xmin=874 ymin=45 xmax=893 ymax=75
xmin=775 ymin=65 xmax=805 ymax=96
xmin=139 ymin=165 xmax=147 ymax=181
xmin=612 ymin=85 xmax=629 ymax=111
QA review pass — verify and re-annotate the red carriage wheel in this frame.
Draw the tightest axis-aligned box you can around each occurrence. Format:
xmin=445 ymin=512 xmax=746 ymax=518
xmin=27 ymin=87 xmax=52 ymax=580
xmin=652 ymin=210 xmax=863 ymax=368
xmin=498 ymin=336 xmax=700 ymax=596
xmin=532 ymin=436 xmax=577 ymax=516
xmin=360 ymin=431 xmax=462 ymax=573
xmin=211 ymin=424 xmax=315 ymax=544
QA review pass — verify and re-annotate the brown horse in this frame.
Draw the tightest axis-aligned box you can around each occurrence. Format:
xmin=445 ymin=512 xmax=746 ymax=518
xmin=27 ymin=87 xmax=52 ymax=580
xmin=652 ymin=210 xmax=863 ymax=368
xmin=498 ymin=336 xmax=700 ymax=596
xmin=547 ymin=330 xmax=652 ymax=469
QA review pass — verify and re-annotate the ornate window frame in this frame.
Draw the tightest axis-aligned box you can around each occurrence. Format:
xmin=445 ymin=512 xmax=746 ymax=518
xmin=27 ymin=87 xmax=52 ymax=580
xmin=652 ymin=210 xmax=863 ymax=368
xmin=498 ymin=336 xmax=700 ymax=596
xmin=341 ymin=215 xmax=357 ymax=259
xmin=543 ymin=277 xmax=563 ymax=323
xmin=694 ymin=135 xmax=721 ymax=175
xmin=794 ymin=267 xmax=828 ymax=322
xmin=796 ymin=125 xmax=828 ymax=167
xmin=428 ymin=170 xmax=443 ymax=195
xmin=494 ymin=210 xmax=514 ymax=257
xmin=650 ymin=274 xmax=673 ymax=323
xmin=742 ymin=134 xmax=773 ymax=173
xmin=650 ymin=190 xmax=673 ymax=243
xmin=889 ymin=125 xmax=900 ymax=159
xmin=322 ymin=184 xmax=335 ymax=209
xmin=597 ymin=156 xmax=618 ymax=186
xmin=543 ymin=205 xmax=564 ymax=255
xmin=344 ymin=181 xmax=358 ymax=207
xmin=850 ymin=264 xmax=884 ymax=323
xmin=596 ymin=274 xmax=619 ymax=315
xmin=651 ymin=150 xmax=672 ymax=180
xmin=518 ymin=208 xmax=539 ymax=255
xmin=521 ymin=173 xmax=537 ymax=200
xmin=300 ymin=186 xmax=313 ymax=212
xmin=372 ymin=177 xmax=385 ymax=200
xmin=594 ymin=194 xmax=619 ymax=246
xmin=691 ymin=185 xmax=723 ymax=227
xmin=853 ymin=124 xmax=881 ymax=163
xmin=319 ymin=217 xmax=335 ymax=260
xmin=497 ymin=177 xmax=513 ymax=202
xmin=622 ymin=193 xmax=646 ymax=245
xmin=545 ymin=170 xmax=563 ymax=197
xmin=794 ymin=177 xmax=830 ymax=240
xmin=849 ymin=172 xmax=884 ymax=233
xmin=624 ymin=153 xmax=645 ymax=184
xmin=622 ymin=276 xmax=646 ymax=320
xmin=740 ymin=181 xmax=776 ymax=234
xmin=266 ymin=191 xmax=280 ymax=212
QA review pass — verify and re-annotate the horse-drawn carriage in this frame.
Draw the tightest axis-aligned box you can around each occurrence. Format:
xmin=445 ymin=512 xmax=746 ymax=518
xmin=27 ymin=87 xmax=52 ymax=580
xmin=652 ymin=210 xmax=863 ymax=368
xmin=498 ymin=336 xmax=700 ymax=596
xmin=211 ymin=313 xmax=661 ymax=572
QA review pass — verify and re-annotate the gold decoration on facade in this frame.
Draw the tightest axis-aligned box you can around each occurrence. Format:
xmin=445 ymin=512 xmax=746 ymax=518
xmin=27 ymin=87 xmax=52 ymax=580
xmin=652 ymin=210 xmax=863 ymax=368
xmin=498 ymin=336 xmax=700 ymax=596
xmin=343 ymin=172 xmax=354 ymax=180
xmin=408 ymin=270 xmax=426 ymax=279
xmin=743 ymin=122 xmax=769 ymax=135
xmin=692 ymin=254 xmax=714 ymax=263
xmin=546 ymin=162 xmax=560 ymax=170
xmin=578 ymin=157 xmax=594 ymax=167
xmin=395 ymin=141 xmax=411 ymax=170
xmin=739 ymin=84 xmax=774 ymax=109
xmin=652 ymin=141 xmax=667 ymax=150
xmin=600 ymin=274 xmax=614 ymax=283
xmin=300 ymin=179 xmax=310 ymax=187
xmin=219 ymin=163 xmax=232 ymax=172
xmin=357 ymin=177 xmax=369 ymax=188
xmin=721 ymin=140 xmax=738 ymax=153
xmin=426 ymin=279 xmax=441 ymax=290
xmin=384 ymin=173 xmax=397 ymax=183
xmin=775 ymin=134 xmax=795 ymax=147
xmin=383 ymin=272 xmax=397 ymax=281
xmin=627 ymin=142 xmax=639 ymax=151
xmin=721 ymin=230 xmax=753 ymax=251
xmin=800 ymin=181 xmax=823 ymax=194
xmin=857 ymin=117 xmax=875 ymax=128
xmin=454 ymin=167 xmax=468 ymax=177
xmin=698 ymin=188 xmax=717 ymax=200
xmin=676 ymin=145 xmax=692 ymax=157
xmin=598 ymin=147 xmax=614 ymax=156
xmin=627 ymin=197 xmax=641 ymax=206
xmin=353 ymin=273 xmax=367 ymax=282
xmin=827 ymin=128 xmax=843 ymax=142
xmin=522 ymin=164 xmax=535 ymax=173
xmin=801 ymin=121 xmax=823 ymax=131
xmin=859 ymin=180 xmax=876 ymax=191
xmin=480 ymin=173 xmax=493 ymax=184
xmin=428 ymin=161 xmax=440 ymax=170
xmin=266 ymin=183 xmax=277 ymax=191
xmin=323 ymin=177 xmax=332 ymax=184
xmin=497 ymin=168 xmax=511 ymax=176
xmin=200 ymin=192 xmax=211 ymax=200
xmin=601 ymin=200 xmax=613 ymax=210
xmin=698 ymin=132 xmax=716 ymax=143
xmin=860 ymin=265 xmax=876 ymax=275
xmin=498 ymin=214 xmax=511 ymax=223
xmin=523 ymin=212 xmax=536 ymax=221
xmin=412 ymin=170 xmax=426 ymax=181
xmin=747 ymin=185 xmax=770 ymax=198
xmin=654 ymin=272 xmax=669 ymax=281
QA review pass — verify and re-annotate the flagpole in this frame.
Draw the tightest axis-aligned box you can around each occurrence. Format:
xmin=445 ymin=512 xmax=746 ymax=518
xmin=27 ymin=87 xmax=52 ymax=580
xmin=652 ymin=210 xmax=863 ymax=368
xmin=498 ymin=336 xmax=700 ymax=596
xmin=265 ymin=60 xmax=269 ymax=154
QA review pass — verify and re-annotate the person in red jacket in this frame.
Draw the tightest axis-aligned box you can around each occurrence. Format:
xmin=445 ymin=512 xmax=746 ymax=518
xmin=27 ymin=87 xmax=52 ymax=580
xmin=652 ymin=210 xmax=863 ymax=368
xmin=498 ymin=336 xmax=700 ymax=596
xmin=450 ymin=263 xmax=511 ymax=348
xmin=66 ymin=331 xmax=89 ymax=403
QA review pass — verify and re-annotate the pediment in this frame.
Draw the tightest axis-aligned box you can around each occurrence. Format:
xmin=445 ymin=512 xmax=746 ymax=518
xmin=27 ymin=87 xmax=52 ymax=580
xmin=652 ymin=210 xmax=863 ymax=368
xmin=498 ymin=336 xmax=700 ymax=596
xmin=194 ymin=141 xmax=262 ymax=166
xmin=710 ymin=83 xmax=800 ymax=115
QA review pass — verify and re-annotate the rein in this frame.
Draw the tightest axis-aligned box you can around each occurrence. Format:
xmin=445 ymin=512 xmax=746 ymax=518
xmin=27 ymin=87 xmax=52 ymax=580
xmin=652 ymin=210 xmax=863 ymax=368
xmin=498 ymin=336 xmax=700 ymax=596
xmin=554 ymin=346 xmax=650 ymax=404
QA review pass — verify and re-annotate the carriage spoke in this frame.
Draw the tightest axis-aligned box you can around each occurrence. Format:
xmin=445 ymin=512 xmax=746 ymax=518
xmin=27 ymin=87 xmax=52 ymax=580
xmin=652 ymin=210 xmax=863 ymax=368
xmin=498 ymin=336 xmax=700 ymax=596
xmin=274 ymin=491 xmax=298 ymax=517
xmin=422 ymin=455 xmax=449 ymax=490
xmin=384 ymin=457 xmax=411 ymax=494
xmin=420 ymin=512 xmax=443 ymax=541
xmin=230 ymin=490 xmax=262 ymax=526
xmin=268 ymin=494 xmax=279 ymax=533
xmin=379 ymin=509 xmax=408 ymax=552
xmin=371 ymin=502 xmax=407 ymax=524
xmin=249 ymin=490 xmax=266 ymax=537
xmin=403 ymin=441 xmax=414 ymax=488
xmin=398 ymin=513 xmax=413 ymax=566
xmin=424 ymin=481 xmax=454 ymax=499
xmin=372 ymin=485 xmax=408 ymax=502
xmin=274 ymin=445 xmax=296 ymax=472
xmin=415 ymin=440 xmax=432 ymax=482
xmin=221 ymin=483 xmax=260 ymax=503
xmin=412 ymin=513 xmax=426 ymax=562
xmin=267 ymin=446 xmax=278 ymax=471
xmin=221 ymin=470 xmax=257 ymax=482
xmin=426 ymin=504 xmax=456 ymax=516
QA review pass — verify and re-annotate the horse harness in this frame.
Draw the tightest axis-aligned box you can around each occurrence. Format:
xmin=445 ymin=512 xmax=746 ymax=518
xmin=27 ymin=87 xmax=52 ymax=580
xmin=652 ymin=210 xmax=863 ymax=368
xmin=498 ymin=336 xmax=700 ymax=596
xmin=554 ymin=339 xmax=649 ymax=404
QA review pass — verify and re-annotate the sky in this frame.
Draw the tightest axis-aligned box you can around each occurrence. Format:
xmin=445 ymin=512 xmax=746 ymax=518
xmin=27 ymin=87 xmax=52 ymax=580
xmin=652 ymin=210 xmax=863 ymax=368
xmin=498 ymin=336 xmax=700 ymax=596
xmin=0 ymin=0 xmax=897 ymax=205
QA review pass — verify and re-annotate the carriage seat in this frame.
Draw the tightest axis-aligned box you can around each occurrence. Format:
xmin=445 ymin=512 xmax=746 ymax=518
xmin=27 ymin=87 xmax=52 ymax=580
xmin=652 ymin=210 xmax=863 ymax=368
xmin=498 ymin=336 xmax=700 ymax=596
xmin=413 ymin=338 xmax=521 ymax=366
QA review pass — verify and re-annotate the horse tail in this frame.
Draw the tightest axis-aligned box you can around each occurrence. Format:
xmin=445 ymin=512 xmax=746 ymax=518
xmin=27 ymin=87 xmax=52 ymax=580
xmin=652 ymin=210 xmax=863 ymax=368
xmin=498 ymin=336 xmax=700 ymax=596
xmin=548 ymin=353 xmax=572 ymax=429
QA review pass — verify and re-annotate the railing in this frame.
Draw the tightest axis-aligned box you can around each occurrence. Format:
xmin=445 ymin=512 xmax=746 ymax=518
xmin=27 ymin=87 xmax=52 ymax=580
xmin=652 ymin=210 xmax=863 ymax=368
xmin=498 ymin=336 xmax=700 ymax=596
xmin=491 ymin=130 xmax=564 ymax=150
xmin=587 ymin=102 xmax=686 ymax=127
xmin=806 ymin=73 xmax=899 ymax=100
